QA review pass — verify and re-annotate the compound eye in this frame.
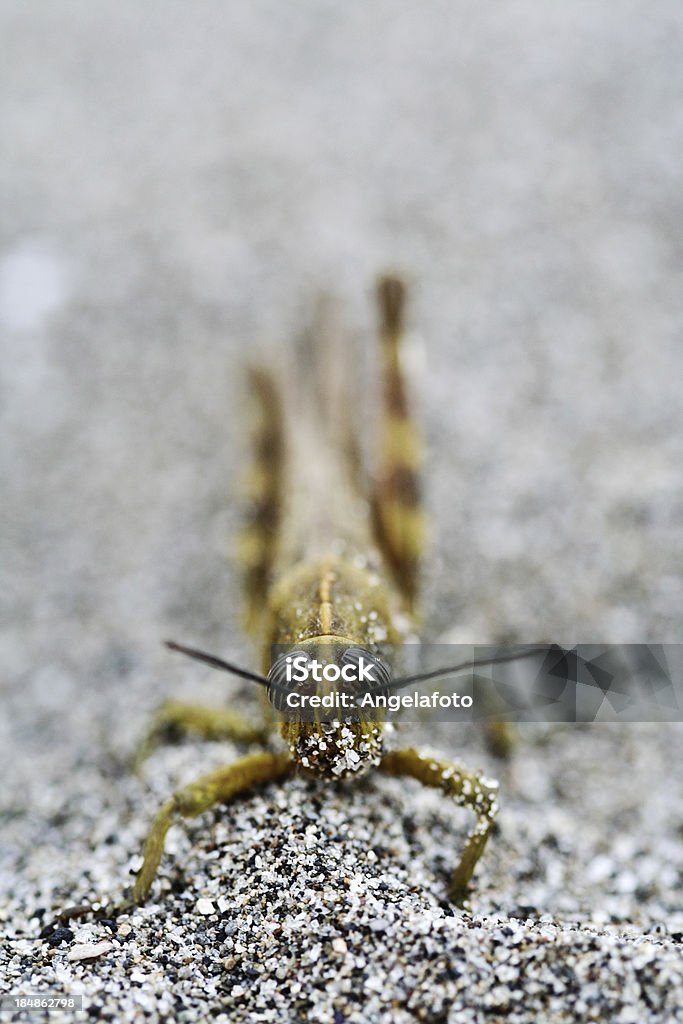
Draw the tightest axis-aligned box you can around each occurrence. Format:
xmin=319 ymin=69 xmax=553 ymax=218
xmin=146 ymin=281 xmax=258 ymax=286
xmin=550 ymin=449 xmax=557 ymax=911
xmin=340 ymin=646 xmax=391 ymax=695
xmin=267 ymin=649 xmax=313 ymax=710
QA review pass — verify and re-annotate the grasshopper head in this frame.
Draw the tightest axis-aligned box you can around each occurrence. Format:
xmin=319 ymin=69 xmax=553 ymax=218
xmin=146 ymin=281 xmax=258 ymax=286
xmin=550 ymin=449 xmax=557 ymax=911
xmin=267 ymin=640 xmax=390 ymax=778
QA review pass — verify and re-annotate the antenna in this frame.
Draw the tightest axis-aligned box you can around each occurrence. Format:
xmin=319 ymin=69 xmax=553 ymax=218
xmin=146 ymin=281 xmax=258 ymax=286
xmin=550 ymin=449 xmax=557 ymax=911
xmin=165 ymin=639 xmax=555 ymax=704
xmin=384 ymin=645 xmax=553 ymax=694
xmin=165 ymin=641 xmax=271 ymax=687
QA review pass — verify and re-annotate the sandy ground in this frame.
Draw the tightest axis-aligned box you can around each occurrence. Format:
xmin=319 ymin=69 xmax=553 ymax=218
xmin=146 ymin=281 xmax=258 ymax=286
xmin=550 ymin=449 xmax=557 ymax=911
xmin=2 ymin=3 xmax=683 ymax=1022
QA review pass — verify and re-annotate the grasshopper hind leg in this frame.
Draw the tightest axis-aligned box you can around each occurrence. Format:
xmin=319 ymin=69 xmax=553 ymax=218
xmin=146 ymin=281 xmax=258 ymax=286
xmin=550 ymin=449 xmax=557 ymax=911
xmin=238 ymin=366 xmax=285 ymax=635
xmin=372 ymin=276 xmax=425 ymax=612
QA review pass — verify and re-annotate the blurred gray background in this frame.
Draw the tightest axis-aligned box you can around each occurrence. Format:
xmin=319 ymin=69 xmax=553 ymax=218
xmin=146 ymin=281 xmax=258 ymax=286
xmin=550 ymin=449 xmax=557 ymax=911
xmin=2 ymin=7 xmax=683 ymax=1021
xmin=2 ymin=0 xmax=682 ymax=831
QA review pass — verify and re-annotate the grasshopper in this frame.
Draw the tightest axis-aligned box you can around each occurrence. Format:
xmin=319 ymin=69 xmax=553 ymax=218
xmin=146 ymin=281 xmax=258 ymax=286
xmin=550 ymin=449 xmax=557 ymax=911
xmin=126 ymin=276 xmax=507 ymax=912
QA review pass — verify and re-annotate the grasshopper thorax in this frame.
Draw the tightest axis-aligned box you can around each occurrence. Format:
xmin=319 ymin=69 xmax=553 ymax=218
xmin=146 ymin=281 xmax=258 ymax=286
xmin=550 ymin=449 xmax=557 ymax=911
xmin=267 ymin=638 xmax=390 ymax=778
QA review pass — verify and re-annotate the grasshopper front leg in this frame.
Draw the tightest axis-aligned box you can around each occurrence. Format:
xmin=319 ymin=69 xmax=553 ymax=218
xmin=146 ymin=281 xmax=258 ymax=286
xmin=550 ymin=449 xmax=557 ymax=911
xmin=132 ymin=750 xmax=294 ymax=904
xmin=45 ymin=750 xmax=293 ymax=929
xmin=379 ymin=748 xmax=499 ymax=906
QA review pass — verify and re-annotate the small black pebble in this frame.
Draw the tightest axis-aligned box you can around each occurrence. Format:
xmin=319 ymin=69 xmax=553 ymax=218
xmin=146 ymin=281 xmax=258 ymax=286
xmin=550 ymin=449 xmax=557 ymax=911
xmin=47 ymin=927 xmax=74 ymax=947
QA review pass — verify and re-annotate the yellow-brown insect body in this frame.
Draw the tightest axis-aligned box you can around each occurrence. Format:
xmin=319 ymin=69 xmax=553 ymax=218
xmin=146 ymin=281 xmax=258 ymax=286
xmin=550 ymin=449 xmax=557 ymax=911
xmin=245 ymin=337 xmax=411 ymax=777
xmin=111 ymin=277 xmax=501 ymax=913
xmin=266 ymin=560 xmax=397 ymax=778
